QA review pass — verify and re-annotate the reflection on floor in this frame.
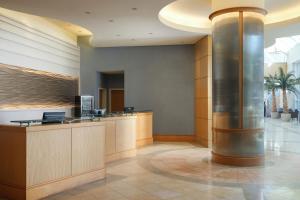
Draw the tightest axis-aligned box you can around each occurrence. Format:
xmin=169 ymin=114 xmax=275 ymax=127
xmin=47 ymin=118 xmax=300 ymax=200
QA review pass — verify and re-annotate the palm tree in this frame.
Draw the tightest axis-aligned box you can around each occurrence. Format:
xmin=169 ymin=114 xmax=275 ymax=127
xmin=276 ymin=67 xmax=300 ymax=113
xmin=264 ymin=74 xmax=278 ymax=112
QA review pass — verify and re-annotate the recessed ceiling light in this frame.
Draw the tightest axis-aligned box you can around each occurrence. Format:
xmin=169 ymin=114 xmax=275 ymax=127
xmin=108 ymin=19 xmax=114 ymax=23
xmin=131 ymin=7 xmax=138 ymax=11
xmin=85 ymin=11 xmax=91 ymax=14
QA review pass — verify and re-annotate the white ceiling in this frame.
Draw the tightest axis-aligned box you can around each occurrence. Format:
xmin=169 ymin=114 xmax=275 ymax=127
xmin=1 ymin=0 xmax=300 ymax=47
xmin=0 ymin=0 xmax=204 ymax=47
xmin=265 ymin=0 xmax=300 ymax=13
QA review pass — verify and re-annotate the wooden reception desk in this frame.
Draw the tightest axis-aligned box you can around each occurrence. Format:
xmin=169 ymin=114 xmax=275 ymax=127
xmin=0 ymin=112 xmax=153 ymax=200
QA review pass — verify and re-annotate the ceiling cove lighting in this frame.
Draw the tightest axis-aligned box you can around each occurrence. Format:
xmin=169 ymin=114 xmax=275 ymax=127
xmin=158 ymin=0 xmax=300 ymax=34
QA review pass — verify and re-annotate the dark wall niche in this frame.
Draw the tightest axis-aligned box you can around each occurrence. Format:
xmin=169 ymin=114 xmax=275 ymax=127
xmin=98 ymin=72 xmax=125 ymax=111
xmin=100 ymin=72 xmax=124 ymax=89
xmin=0 ymin=63 xmax=79 ymax=109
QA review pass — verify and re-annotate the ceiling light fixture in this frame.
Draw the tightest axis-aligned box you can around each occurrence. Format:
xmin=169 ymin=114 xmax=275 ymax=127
xmin=131 ymin=7 xmax=138 ymax=11
xmin=84 ymin=11 xmax=91 ymax=14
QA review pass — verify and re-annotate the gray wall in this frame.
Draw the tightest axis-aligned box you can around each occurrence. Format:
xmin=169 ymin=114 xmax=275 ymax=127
xmin=79 ymin=37 xmax=195 ymax=135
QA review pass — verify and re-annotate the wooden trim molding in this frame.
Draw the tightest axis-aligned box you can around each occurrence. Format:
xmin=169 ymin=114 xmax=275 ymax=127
xmin=213 ymin=128 xmax=264 ymax=134
xmin=212 ymin=151 xmax=264 ymax=166
xmin=153 ymin=135 xmax=196 ymax=142
xmin=209 ymin=7 xmax=267 ymax=20
xmin=136 ymin=138 xmax=153 ymax=148
xmin=239 ymin=11 xmax=244 ymax=128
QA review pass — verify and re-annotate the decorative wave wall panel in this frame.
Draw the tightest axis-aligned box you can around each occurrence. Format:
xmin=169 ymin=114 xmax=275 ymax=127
xmin=0 ymin=14 xmax=80 ymax=77
xmin=0 ymin=63 xmax=78 ymax=109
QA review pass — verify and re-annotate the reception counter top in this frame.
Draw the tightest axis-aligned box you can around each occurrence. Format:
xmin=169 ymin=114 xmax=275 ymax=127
xmin=7 ymin=111 xmax=152 ymax=127
xmin=0 ymin=112 xmax=153 ymax=200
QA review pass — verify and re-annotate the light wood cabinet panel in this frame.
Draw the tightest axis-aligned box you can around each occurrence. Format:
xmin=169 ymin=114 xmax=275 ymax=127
xmin=0 ymin=122 xmax=108 ymax=200
xmin=116 ymin=119 xmax=136 ymax=152
xmin=136 ymin=114 xmax=152 ymax=140
xmin=105 ymin=121 xmax=116 ymax=155
xmin=26 ymin=129 xmax=72 ymax=187
xmin=72 ymin=125 xmax=105 ymax=175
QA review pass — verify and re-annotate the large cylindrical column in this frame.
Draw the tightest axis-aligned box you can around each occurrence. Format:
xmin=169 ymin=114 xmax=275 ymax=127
xmin=209 ymin=2 xmax=267 ymax=166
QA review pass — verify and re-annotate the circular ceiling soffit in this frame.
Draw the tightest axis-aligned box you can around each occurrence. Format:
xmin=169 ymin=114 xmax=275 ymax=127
xmin=159 ymin=0 xmax=300 ymax=34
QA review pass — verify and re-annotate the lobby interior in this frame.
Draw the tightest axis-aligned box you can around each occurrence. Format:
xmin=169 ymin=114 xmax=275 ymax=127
xmin=1 ymin=0 xmax=300 ymax=200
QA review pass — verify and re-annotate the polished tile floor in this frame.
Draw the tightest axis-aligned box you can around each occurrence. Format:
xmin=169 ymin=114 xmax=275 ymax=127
xmin=47 ymin=118 xmax=300 ymax=200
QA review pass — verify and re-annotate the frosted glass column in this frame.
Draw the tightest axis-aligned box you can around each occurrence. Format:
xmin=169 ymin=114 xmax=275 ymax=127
xmin=209 ymin=4 xmax=266 ymax=166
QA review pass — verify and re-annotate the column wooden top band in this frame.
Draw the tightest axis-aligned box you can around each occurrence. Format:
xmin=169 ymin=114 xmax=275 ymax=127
xmin=209 ymin=7 xmax=267 ymax=20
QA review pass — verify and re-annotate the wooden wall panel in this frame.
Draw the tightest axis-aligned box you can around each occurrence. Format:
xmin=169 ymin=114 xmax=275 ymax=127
xmin=195 ymin=60 xmax=201 ymax=79
xmin=195 ymin=36 xmax=212 ymax=60
xmin=26 ymin=128 xmax=72 ymax=187
xmin=195 ymin=36 xmax=213 ymax=147
xmin=195 ymin=79 xmax=201 ymax=99
xmin=72 ymin=125 xmax=106 ymax=175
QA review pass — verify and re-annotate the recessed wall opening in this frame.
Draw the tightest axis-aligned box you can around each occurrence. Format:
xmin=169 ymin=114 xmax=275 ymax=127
xmin=98 ymin=71 xmax=124 ymax=112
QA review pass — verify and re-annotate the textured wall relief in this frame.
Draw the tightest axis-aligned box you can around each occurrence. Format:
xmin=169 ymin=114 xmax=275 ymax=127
xmin=0 ymin=63 xmax=79 ymax=109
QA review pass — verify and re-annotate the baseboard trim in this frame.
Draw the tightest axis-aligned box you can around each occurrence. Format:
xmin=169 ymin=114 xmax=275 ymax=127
xmin=0 ymin=169 xmax=106 ymax=200
xmin=136 ymin=138 xmax=153 ymax=148
xmin=212 ymin=151 xmax=265 ymax=166
xmin=105 ymin=149 xmax=137 ymax=163
xmin=195 ymin=136 xmax=212 ymax=148
xmin=153 ymin=135 xmax=196 ymax=142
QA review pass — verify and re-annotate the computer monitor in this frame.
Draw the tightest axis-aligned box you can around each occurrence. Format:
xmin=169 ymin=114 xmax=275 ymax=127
xmin=124 ymin=107 xmax=134 ymax=113
xmin=42 ymin=112 xmax=65 ymax=124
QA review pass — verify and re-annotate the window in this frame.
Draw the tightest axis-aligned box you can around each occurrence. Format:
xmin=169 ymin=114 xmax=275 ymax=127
xmin=265 ymin=35 xmax=300 ymax=67
xmin=293 ymin=61 xmax=300 ymax=110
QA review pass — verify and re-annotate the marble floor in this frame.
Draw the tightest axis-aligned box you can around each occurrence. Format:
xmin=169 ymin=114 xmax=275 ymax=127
xmin=46 ymin=118 xmax=300 ymax=200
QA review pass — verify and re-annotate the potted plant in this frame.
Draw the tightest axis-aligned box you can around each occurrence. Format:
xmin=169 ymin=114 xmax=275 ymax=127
xmin=276 ymin=67 xmax=300 ymax=121
xmin=264 ymin=74 xmax=279 ymax=118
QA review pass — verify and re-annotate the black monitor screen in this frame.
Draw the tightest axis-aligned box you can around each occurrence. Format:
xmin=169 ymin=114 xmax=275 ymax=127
xmin=124 ymin=107 xmax=134 ymax=113
xmin=42 ymin=112 xmax=65 ymax=124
